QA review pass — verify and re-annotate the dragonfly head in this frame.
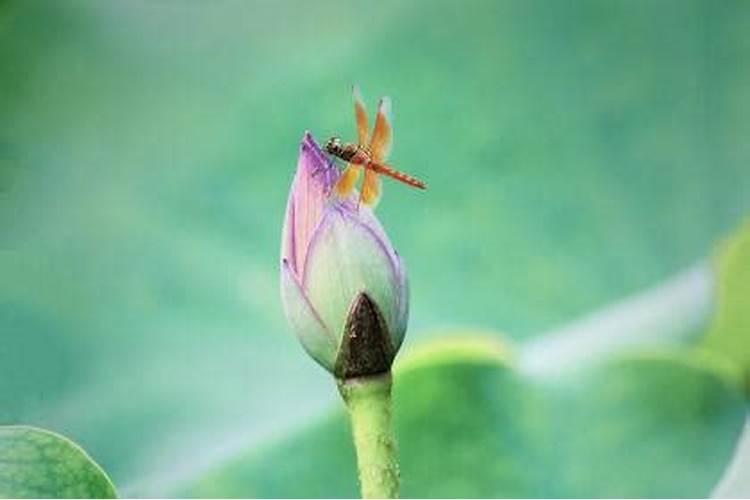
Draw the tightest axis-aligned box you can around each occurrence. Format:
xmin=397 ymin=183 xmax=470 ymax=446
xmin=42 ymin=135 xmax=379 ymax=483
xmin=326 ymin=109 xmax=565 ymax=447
xmin=324 ymin=136 xmax=342 ymax=155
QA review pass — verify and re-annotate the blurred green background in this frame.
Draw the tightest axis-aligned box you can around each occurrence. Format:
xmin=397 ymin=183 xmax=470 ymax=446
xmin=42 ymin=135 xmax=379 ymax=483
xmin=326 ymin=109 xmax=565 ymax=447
xmin=1 ymin=0 xmax=749 ymax=497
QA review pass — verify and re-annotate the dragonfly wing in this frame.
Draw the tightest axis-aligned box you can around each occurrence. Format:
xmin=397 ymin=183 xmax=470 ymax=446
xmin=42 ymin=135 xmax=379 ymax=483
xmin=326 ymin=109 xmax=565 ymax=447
xmin=369 ymin=97 xmax=392 ymax=163
xmin=353 ymin=85 xmax=369 ymax=146
xmin=334 ymin=163 xmax=362 ymax=197
xmin=360 ymin=167 xmax=382 ymax=207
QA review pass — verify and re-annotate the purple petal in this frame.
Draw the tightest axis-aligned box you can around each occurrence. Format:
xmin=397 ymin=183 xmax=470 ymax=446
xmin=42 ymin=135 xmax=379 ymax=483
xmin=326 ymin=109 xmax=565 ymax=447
xmin=392 ymin=253 xmax=409 ymax=350
xmin=281 ymin=132 xmax=341 ymax=275
xmin=353 ymin=203 xmax=402 ymax=275
xmin=358 ymin=209 xmax=409 ymax=349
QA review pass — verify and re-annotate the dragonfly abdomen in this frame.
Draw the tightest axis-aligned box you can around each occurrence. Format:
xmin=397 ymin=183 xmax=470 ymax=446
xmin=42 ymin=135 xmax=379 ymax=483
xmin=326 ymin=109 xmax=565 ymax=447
xmin=367 ymin=162 xmax=427 ymax=190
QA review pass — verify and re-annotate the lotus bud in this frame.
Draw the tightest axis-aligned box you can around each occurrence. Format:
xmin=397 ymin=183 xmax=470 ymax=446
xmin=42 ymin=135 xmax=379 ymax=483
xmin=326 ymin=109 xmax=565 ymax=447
xmin=280 ymin=132 xmax=409 ymax=379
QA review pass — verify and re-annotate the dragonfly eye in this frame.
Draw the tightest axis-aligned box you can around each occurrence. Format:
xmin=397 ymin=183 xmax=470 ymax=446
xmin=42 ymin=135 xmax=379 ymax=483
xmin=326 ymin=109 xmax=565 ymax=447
xmin=325 ymin=136 xmax=341 ymax=153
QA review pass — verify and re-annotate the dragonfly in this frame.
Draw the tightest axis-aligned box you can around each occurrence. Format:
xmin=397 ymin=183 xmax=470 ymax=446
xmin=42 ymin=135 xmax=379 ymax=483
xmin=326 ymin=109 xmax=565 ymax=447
xmin=324 ymin=86 xmax=426 ymax=207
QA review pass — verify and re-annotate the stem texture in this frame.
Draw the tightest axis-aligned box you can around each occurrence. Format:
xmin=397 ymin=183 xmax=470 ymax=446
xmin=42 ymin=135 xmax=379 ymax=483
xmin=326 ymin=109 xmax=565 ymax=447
xmin=338 ymin=372 xmax=399 ymax=499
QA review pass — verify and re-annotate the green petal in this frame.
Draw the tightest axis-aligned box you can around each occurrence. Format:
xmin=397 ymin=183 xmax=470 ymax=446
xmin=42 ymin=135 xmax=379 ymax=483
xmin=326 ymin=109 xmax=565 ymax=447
xmin=281 ymin=259 xmax=338 ymax=371
xmin=303 ymin=208 xmax=400 ymax=343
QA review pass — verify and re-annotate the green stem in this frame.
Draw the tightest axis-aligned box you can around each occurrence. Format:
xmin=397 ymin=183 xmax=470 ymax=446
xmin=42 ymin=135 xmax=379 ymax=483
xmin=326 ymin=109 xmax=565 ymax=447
xmin=338 ymin=372 xmax=400 ymax=499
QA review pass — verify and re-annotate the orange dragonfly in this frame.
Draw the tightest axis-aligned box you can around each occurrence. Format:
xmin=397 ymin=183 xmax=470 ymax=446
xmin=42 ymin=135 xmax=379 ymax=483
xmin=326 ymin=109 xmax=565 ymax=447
xmin=324 ymin=86 xmax=426 ymax=207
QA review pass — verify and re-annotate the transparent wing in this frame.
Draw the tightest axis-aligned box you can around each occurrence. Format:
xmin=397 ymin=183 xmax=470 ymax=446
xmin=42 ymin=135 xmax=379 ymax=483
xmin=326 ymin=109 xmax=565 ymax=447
xmin=353 ymin=85 xmax=368 ymax=146
xmin=368 ymin=97 xmax=392 ymax=163
xmin=360 ymin=167 xmax=382 ymax=207
xmin=334 ymin=163 xmax=362 ymax=198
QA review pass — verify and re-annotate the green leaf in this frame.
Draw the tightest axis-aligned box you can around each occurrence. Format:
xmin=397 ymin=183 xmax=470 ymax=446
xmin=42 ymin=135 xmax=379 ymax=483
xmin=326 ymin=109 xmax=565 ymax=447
xmin=703 ymin=220 xmax=750 ymax=386
xmin=545 ymin=348 xmax=746 ymax=497
xmin=179 ymin=337 xmax=746 ymax=498
xmin=0 ymin=426 xmax=117 ymax=499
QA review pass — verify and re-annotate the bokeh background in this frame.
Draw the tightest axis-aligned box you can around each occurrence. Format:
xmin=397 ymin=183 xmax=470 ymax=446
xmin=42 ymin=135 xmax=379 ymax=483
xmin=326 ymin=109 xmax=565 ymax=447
xmin=1 ymin=0 xmax=749 ymax=497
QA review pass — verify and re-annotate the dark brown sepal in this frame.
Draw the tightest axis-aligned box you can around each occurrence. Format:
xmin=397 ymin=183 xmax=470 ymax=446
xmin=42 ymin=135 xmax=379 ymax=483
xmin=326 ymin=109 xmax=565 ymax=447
xmin=334 ymin=292 xmax=395 ymax=380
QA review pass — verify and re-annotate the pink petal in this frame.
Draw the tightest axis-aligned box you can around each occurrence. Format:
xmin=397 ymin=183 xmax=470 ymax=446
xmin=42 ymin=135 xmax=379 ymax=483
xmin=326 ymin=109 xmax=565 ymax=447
xmin=281 ymin=132 xmax=340 ymax=275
